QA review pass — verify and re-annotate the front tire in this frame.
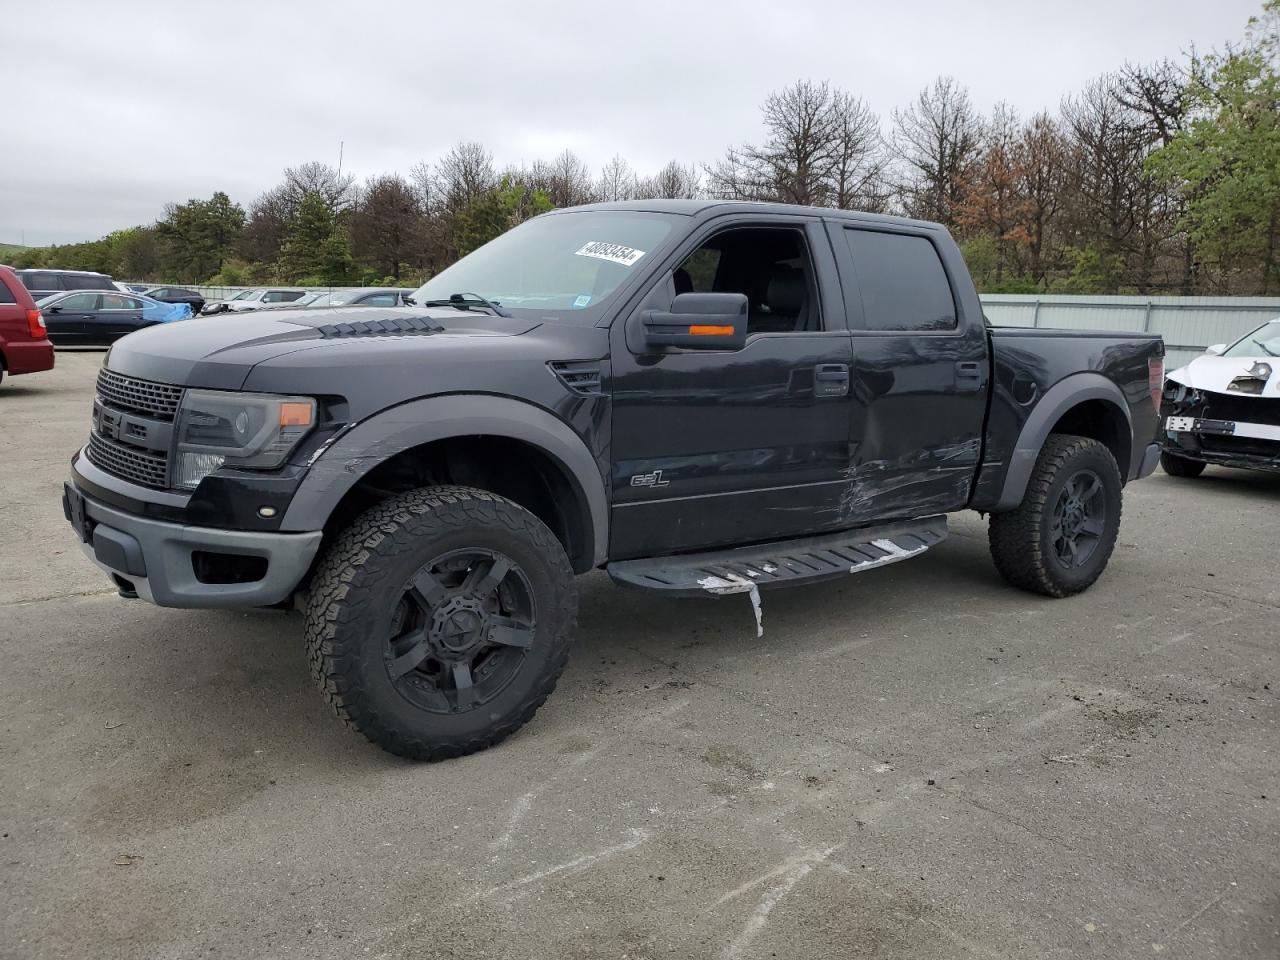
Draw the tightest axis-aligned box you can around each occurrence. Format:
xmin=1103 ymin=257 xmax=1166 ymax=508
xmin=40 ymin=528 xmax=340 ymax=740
xmin=304 ymin=486 xmax=577 ymax=761
xmin=1160 ymin=451 xmax=1206 ymax=478
xmin=988 ymin=435 xmax=1123 ymax=598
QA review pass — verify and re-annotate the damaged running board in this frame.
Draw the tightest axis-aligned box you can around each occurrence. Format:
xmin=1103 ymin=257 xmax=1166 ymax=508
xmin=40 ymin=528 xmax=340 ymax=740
xmin=606 ymin=516 xmax=947 ymax=597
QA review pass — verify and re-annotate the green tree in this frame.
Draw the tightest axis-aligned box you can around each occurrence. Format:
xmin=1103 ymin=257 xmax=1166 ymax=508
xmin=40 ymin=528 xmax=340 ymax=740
xmin=155 ymin=192 xmax=245 ymax=282
xmin=1149 ymin=2 xmax=1280 ymax=292
xmin=278 ymin=192 xmax=354 ymax=284
xmin=452 ymin=178 xmax=553 ymax=257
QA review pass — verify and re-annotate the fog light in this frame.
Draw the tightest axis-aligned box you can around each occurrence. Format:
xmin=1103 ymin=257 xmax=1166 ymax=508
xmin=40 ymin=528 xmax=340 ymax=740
xmin=176 ymin=452 xmax=226 ymax=490
xmin=258 ymin=506 xmax=277 ymax=519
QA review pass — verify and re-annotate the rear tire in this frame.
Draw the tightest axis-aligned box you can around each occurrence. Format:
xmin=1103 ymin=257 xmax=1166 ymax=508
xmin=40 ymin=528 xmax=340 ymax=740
xmin=988 ymin=435 xmax=1123 ymax=598
xmin=304 ymin=485 xmax=577 ymax=761
xmin=1160 ymin=451 xmax=1206 ymax=478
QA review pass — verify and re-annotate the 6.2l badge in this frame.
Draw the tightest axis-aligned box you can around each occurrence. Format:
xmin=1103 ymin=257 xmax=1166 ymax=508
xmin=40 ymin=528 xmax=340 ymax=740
xmin=629 ymin=470 xmax=670 ymax=488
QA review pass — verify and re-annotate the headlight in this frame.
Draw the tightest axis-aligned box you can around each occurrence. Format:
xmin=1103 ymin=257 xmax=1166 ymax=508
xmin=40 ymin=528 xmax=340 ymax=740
xmin=173 ymin=390 xmax=316 ymax=490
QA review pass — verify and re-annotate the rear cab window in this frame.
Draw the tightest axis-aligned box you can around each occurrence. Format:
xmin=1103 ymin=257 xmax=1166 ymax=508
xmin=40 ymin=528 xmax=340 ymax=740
xmin=841 ymin=229 xmax=957 ymax=332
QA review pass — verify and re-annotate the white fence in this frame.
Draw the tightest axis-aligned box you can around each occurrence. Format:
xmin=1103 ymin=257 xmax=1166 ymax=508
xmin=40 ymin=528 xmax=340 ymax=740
xmin=981 ymin=294 xmax=1280 ymax=369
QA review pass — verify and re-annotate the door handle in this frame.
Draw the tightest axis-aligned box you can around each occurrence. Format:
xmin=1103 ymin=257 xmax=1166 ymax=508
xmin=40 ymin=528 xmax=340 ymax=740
xmin=955 ymin=360 xmax=983 ymax=392
xmin=815 ymin=363 xmax=849 ymax=398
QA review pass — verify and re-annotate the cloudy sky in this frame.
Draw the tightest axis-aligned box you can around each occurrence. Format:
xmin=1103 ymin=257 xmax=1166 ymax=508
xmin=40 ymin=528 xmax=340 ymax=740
xmin=4 ymin=0 xmax=1260 ymax=246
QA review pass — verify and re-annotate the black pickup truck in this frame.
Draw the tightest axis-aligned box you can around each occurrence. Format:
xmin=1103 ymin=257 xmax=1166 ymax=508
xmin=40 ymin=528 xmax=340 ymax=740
xmin=63 ymin=200 xmax=1165 ymax=760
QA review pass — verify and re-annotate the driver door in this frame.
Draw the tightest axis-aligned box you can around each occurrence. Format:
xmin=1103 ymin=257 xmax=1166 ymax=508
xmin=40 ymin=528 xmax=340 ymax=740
xmin=607 ymin=216 xmax=855 ymax=560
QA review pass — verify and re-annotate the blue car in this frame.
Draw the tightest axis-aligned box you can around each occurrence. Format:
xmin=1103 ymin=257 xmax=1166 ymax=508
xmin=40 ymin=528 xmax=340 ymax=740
xmin=37 ymin=290 xmax=192 ymax=346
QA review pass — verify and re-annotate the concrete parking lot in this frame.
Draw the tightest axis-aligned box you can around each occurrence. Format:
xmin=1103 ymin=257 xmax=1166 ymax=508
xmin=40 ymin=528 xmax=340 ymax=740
xmin=1 ymin=352 xmax=1276 ymax=959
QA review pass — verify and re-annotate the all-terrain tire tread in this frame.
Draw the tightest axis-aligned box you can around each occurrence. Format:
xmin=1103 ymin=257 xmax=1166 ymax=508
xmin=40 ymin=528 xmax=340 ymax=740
xmin=303 ymin=485 xmax=577 ymax=761
xmin=988 ymin=435 xmax=1121 ymax=598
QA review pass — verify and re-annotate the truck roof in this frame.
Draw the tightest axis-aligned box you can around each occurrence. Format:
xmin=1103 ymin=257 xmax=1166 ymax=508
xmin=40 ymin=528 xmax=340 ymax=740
xmin=555 ymin=199 xmax=946 ymax=232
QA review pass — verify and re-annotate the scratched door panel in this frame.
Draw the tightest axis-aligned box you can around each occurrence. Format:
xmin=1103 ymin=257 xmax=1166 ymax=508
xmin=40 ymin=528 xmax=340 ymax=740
xmin=609 ymin=333 xmax=854 ymax=559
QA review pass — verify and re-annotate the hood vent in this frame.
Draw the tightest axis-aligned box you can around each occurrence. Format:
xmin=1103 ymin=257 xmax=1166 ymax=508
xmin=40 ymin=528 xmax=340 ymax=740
xmin=317 ymin=315 xmax=446 ymax=339
xmin=549 ymin=360 xmax=603 ymax=396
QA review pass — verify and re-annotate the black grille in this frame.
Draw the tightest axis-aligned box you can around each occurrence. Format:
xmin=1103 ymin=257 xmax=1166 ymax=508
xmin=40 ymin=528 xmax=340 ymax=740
xmin=96 ymin=369 xmax=184 ymax=420
xmin=87 ymin=431 xmax=169 ymax=488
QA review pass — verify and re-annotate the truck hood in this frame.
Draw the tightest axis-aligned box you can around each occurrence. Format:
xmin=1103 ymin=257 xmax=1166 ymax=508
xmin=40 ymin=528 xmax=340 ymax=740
xmin=104 ymin=307 xmax=542 ymax=389
xmin=1167 ymin=353 xmax=1280 ymax=398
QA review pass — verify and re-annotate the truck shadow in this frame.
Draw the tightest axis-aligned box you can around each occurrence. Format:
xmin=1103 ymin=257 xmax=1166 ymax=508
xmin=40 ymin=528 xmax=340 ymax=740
xmin=76 ymin=528 xmax=1015 ymax=816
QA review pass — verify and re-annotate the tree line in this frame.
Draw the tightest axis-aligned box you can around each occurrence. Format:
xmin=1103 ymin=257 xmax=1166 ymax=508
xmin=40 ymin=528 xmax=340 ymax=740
xmin=10 ymin=1 xmax=1278 ymax=295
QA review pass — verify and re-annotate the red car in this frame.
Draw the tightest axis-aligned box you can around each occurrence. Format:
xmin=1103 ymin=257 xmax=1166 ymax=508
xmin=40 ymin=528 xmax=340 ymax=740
xmin=0 ymin=265 xmax=54 ymax=386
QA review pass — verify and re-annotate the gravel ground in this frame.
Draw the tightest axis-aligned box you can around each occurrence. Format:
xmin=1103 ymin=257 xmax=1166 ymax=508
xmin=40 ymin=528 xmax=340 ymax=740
xmin=1 ymin=351 xmax=1276 ymax=959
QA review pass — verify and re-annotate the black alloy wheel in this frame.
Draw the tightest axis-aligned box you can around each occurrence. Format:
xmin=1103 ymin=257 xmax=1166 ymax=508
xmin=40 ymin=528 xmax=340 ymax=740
xmin=385 ymin=548 xmax=537 ymax=714
xmin=1050 ymin=469 xmax=1106 ymax=569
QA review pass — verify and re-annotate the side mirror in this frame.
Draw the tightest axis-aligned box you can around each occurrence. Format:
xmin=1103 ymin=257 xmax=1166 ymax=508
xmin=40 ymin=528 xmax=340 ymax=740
xmin=1205 ymin=343 xmax=1227 ymax=356
xmin=47 ymin=305 xmax=62 ymax=314
xmin=638 ymin=292 xmax=748 ymax=351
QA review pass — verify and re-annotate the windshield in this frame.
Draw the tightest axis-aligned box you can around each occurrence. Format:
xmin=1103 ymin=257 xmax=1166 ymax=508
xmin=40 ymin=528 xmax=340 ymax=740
xmin=412 ymin=211 xmax=679 ymax=320
xmin=231 ymin=290 xmax=260 ymax=301
xmin=1224 ymin=319 xmax=1280 ymax=358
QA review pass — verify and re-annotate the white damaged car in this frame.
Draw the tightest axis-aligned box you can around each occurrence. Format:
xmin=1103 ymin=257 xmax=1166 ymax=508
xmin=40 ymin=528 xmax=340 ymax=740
xmin=1160 ymin=317 xmax=1280 ymax=477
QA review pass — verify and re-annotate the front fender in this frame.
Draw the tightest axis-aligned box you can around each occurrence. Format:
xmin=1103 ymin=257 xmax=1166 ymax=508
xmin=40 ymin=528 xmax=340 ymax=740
xmin=279 ymin=394 xmax=609 ymax=568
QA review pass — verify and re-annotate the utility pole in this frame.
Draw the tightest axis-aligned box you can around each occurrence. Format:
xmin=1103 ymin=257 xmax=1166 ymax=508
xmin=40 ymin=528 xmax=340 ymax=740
xmin=337 ymin=141 xmax=344 ymax=181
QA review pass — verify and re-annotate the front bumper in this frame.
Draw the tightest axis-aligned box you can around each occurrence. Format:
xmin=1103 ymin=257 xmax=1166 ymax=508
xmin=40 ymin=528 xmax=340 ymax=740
xmin=64 ymin=476 xmax=323 ymax=608
xmin=1161 ymin=413 xmax=1280 ymax=474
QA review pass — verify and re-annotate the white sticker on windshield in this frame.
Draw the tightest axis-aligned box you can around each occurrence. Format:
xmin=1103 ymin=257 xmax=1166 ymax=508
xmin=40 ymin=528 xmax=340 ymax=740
xmin=574 ymin=241 xmax=646 ymax=267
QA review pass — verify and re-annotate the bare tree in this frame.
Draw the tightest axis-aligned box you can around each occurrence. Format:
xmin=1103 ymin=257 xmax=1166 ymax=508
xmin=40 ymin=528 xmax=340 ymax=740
xmin=529 ymin=150 xmax=596 ymax=207
xmin=596 ymin=155 xmax=638 ymax=201
xmin=1060 ymin=75 xmax=1157 ymax=289
xmin=239 ymin=185 xmax=292 ymax=264
xmin=1117 ymin=59 xmax=1195 ymax=291
xmin=958 ymin=104 xmax=1027 ymax=282
xmin=705 ymin=80 xmax=885 ymax=209
xmin=1013 ymin=112 xmax=1069 ymax=284
xmin=281 ymin=161 xmax=357 ymax=213
xmin=350 ymin=174 xmax=428 ymax=281
xmin=636 ymin=160 xmax=702 ymax=199
xmin=891 ymin=76 xmax=984 ymax=226
xmin=829 ymin=91 xmax=888 ymax=210
xmin=431 ymin=142 xmax=498 ymax=217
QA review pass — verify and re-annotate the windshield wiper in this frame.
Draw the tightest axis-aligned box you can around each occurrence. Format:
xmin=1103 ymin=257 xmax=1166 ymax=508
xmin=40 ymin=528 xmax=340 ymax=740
xmin=1251 ymin=338 xmax=1278 ymax=357
xmin=420 ymin=292 xmax=511 ymax=318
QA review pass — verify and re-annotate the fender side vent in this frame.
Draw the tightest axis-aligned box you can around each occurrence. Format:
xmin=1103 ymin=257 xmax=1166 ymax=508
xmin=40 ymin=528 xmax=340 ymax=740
xmin=317 ymin=316 xmax=446 ymax=338
xmin=549 ymin=360 xmax=603 ymax=396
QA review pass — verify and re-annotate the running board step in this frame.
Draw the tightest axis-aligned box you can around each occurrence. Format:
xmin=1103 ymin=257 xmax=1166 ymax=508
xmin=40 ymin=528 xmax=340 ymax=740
xmin=606 ymin=516 xmax=947 ymax=597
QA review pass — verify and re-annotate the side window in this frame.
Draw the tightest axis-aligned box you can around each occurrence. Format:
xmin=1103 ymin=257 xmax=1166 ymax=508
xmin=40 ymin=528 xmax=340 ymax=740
xmin=279 ymin=291 xmax=304 ymax=303
xmin=26 ymin=272 xmax=58 ymax=291
xmin=674 ymin=248 xmax=721 ymax=294
xmin=671 ymin=226 xmax=820 ymax=335
xmin=263 ymin=291 xmax=287 ymax=303
xmin=151 ymin=288 xmax=170 ymax=298
xmin=361 ymin=293 xmax=397 ymax=306
xmin=0 ymin=280 xmax=15 ymax=304
xmin=100 ymin=294 xmax=135 ymax=310
xmin=844 ymin=230 xmax=956 ymax=332
xmin=59 ymin=293 xmax=100 ymax=310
